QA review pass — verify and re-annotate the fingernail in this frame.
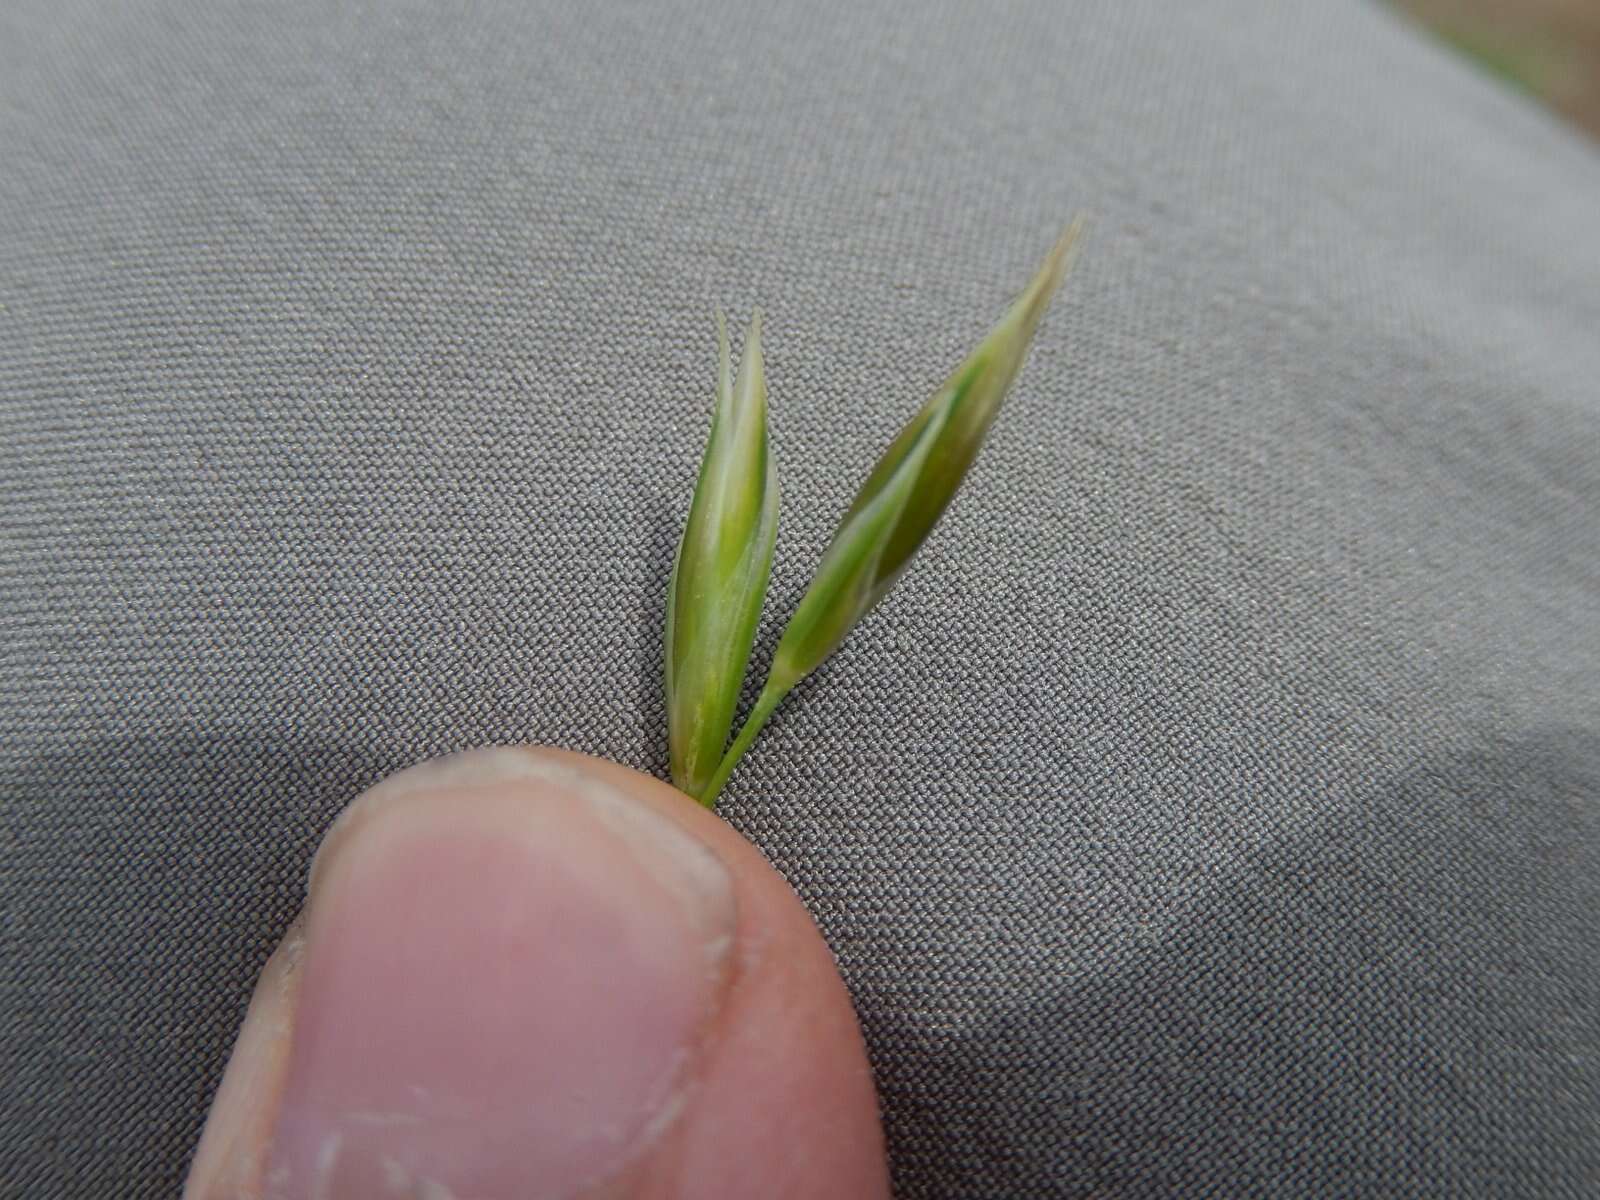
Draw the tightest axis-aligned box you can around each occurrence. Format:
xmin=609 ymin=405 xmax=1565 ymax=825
xmin=263 ymin=750 xmax=737 ymax=1199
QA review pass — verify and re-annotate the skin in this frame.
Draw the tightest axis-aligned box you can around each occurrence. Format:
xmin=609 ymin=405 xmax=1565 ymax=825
xmin=185 ymin=747 xmax=890 ymax=1200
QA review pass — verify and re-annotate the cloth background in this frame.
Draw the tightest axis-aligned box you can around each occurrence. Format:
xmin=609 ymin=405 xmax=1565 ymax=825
xmin=3 ymin=0 xmax=1598 ymax=1194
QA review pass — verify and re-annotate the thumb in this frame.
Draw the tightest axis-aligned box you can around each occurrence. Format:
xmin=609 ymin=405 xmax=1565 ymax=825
xmin=185 ymin=747 xmax=889 ymax=1199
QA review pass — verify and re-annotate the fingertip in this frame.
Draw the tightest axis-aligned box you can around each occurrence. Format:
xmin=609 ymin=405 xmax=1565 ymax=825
xmin=188 ymin=748 xmax=888 ymax=1199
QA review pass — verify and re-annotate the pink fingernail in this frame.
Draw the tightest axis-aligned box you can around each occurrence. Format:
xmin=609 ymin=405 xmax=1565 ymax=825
xmin=264 ymin=754 xmax=736 ymax=1199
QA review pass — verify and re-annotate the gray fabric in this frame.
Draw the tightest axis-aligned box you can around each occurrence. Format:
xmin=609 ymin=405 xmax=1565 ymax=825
xmin=3 ymin=0 xmax=1599 ymax=1194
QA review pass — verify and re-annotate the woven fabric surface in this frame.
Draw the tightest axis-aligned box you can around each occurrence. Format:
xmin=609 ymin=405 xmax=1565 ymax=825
xmin=3 ymin=0 xmax=1599 ymax=1194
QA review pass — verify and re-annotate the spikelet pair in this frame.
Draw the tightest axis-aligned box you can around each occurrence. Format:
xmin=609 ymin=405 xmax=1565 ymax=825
xmin=668 ymin=221 xmax=1086 ymax=806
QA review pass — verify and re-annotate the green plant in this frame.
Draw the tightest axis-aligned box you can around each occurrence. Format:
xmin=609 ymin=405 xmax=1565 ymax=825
xmin=667 ymin=220 xmax=1086 ymax=807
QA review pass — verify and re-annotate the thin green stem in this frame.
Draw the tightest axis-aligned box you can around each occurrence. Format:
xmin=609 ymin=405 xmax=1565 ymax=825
xmin=698 ymin=677 xmax=791 ymax=808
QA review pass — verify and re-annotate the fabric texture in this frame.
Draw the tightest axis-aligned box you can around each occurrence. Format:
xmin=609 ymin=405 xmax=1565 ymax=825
xmin=3 ymin=0 xmax=1599 ymax=1194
